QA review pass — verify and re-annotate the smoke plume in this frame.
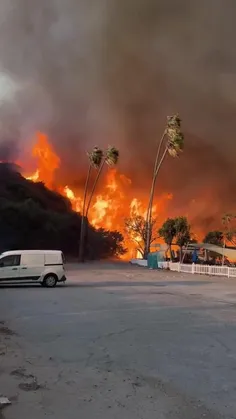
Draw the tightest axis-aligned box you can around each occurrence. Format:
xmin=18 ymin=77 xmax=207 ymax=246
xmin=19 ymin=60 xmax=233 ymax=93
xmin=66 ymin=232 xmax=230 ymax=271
xmin=0 ymin=0 xmax=235 ymax=229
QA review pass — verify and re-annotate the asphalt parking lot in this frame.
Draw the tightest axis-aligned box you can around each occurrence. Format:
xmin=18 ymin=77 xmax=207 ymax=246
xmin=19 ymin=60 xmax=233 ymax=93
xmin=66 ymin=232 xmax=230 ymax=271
xmin=1 ymin=262 xmax=236 ymax=419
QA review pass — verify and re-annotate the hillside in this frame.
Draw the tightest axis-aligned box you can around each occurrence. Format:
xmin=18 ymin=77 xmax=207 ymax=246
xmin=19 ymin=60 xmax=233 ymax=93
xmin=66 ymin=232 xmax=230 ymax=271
xmin=0 ymin=163 xmax=126 ymax=259
xmin=0 ymin=163 xmax=72 ymax=212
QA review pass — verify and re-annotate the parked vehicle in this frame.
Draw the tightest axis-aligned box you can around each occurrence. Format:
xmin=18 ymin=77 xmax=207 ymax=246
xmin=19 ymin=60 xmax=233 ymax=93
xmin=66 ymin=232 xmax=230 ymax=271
xmin=0 ymin=250 xmax=66 ymax=287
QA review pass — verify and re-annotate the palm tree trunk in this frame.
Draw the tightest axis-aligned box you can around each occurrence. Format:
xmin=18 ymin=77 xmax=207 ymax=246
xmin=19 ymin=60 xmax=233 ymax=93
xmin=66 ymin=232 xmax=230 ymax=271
xmin=78 ymin=165 xmax=92 ymax=262
xmin=145 ymin=131 xmax=166 ymax=229
xmin=144 ymin=132 xmax=166 ymax=259
xmin=85 ymin=158 xmax=106 ymax=218
xmin=144 ymin=144 xmax=168 ymax=258
xmin=83 ymin=158 xmax=106 ymax=255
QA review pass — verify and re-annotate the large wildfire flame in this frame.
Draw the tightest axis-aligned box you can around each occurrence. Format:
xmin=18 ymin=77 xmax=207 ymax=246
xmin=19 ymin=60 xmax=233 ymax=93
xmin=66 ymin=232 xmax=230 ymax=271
xmin=25 ymin=132 xmax=173 ymax=258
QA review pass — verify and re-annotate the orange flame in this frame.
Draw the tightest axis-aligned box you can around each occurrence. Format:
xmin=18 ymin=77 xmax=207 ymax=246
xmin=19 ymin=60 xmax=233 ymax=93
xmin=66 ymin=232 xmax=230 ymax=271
xmin=26 ymin=169 xmax=39 ymax=182
xmin=24 ymin=132 xmax=173 ymax=258
xmin=63 ymin=186 xmax=82 ymax=213
xmin=26 ymin=132 xmax=60 ymax=188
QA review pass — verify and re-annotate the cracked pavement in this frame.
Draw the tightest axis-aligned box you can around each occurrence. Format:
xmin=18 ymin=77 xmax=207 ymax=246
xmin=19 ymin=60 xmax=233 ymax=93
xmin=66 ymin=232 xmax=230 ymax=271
xmin=1 ymin=262 xmax=236 ymax=418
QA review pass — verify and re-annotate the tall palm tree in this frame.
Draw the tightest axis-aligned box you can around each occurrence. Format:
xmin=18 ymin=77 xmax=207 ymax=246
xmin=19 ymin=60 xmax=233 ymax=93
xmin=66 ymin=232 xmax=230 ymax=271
xmin=79 ymin=146 xmax=119 ymax=262
xmin=144 ymin=114 xmax=184 ymax=258
xmin=222 ymin=213 xmax=236 ymax=246
xmin=78 ymin=147 xmax=103 ymax=262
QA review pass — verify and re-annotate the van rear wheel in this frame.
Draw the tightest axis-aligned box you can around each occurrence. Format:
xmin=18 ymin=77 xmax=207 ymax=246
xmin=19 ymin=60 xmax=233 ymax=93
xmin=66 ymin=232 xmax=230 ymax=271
xmin=43 ymin=274 xmax=57 ymax=288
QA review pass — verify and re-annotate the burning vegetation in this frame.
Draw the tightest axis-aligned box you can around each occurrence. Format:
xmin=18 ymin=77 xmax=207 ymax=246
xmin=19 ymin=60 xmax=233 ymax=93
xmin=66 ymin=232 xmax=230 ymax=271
xmin=0 ymin=162 xmax=126 ymax=259
xmin=0 ymin=0 xmax=235 ymax=260
xmin=0 ymin=128 xmax=235 ymax=261
xmin=23 ymin=131 xmax=173 ymax=258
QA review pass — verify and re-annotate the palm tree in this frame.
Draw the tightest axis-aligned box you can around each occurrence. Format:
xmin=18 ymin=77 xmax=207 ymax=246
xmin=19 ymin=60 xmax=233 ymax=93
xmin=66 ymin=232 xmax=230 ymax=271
xmin=85 ymin=146 xmax=119 ymax=218
xmin=79 ymin=146 xmax=119 ymax=262
xmin=222 ymin=213 xmax=236 ymax=246
xmin=144 ymin=114 xmax=184 ymax=258
xmin=221 ymin=213 xmax=236 ymax=264
xmin=78 ymin=147 xmax=103 ymax=262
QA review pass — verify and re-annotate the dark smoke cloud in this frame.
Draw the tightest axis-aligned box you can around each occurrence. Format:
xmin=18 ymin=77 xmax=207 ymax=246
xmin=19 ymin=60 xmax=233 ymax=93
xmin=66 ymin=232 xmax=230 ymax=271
xmin=0 ymin=0 xmax=235 ymax=226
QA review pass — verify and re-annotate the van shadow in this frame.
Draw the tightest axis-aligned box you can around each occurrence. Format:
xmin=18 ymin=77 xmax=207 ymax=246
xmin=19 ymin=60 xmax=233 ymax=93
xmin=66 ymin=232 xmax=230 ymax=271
xmin=0 ymin=283 xmax=66 ymax=289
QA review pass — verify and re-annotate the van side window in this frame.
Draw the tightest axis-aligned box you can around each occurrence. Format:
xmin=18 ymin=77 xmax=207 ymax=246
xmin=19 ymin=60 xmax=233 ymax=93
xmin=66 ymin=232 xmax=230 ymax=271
xmin=0 ymin=255 xmax=21 ymax=267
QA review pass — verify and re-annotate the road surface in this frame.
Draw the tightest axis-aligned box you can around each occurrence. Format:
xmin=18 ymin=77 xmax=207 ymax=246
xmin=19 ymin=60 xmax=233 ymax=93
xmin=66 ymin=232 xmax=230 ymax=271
xmin=0 ymin=262 xmax=236 ymax=418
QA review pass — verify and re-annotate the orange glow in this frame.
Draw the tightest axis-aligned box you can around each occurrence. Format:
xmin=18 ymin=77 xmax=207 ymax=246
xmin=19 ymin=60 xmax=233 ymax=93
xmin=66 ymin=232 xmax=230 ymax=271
xmin=23 ymin=132 xmax=173 ymax=258
xmin=63 ymin=185 xmax=82 ymax=213
xmin=26 ymin=168 xmax=39 ymax=182
xmin=26 ymin=132 xmax=60 ymax=189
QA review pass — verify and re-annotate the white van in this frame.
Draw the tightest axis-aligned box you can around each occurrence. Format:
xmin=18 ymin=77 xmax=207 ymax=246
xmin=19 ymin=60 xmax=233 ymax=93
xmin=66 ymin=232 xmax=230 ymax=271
xmin=0 ymin=250 xmax=66 ymax=287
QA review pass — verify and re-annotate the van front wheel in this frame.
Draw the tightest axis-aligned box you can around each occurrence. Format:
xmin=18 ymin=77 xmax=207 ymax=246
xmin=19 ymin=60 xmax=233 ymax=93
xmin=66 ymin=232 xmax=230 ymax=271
xmin=43 ymin=274 xmax=57 ymax=288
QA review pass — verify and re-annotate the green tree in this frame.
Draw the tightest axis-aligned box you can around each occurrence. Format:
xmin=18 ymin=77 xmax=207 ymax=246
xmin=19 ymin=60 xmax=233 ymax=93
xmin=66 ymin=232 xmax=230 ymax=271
xmin=158 ymin=216 xmax=191 ymax=261
xmin=144 ymin=114 xmax=184 ymax=258
xmin=92 ymin=229 xmax=127 ymax=259
xmin=174 ymin=216 xmax=191 ymax=261
xmin=203 ymin=230 xmax=224 ymax=246
xmin=158 ymin=218 xmax=176 ymax=260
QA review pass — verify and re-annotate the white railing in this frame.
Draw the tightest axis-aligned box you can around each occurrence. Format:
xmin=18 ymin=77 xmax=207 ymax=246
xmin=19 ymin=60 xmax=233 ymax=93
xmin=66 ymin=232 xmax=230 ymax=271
xmin=130 ymin=259 xmax=148 ymax=267
xmin=158 ymin=261 xmax=169 ymax=269
xmin=159 ymin=261 xmax=236 ymax=278
xmin=130 ymin=258 xmax=236 ymax=278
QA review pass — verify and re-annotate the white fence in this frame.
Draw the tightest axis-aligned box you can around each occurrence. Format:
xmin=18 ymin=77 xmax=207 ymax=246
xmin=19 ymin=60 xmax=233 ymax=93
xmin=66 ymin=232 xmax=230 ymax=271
xmin=130 ymin=259 xmax=148 ymax=267
xmin=158 ymin=262 xmax=236 ymax=278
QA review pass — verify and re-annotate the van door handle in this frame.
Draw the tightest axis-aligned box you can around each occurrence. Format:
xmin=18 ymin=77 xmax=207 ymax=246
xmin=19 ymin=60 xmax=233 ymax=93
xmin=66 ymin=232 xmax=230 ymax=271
xmin=12 ymin=268 xmax=17 ymax=271
xmin=21 ymin=267 xmax=27 ymax=270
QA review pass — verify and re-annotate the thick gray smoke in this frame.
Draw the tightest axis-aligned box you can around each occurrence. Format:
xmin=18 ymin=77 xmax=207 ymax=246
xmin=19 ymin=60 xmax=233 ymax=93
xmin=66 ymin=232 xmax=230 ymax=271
xmin=0 ymin=0 xmax=235 ymax=228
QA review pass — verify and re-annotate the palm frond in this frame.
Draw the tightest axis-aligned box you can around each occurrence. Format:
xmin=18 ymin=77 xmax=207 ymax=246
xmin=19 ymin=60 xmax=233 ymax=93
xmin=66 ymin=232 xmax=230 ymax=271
xmin=168 ymin=132 xmax=184 ymax=157
xmin=105 ymin=146 xmax=119 ymax=166
xmin=87 ymin=146 xmax=103 ymax=168
xmin=167 ymin=114 xmax=181 ymax=129
xmin=166 ymin=114 xmax=184 ymax=158
xmin=222 ymin=213 xmax=236 ymax=224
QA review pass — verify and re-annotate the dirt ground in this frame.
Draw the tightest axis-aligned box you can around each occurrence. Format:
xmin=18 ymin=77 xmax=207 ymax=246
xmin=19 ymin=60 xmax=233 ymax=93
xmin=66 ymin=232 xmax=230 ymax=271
xmin=1 ymin=262 xmax=236 ymax=418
